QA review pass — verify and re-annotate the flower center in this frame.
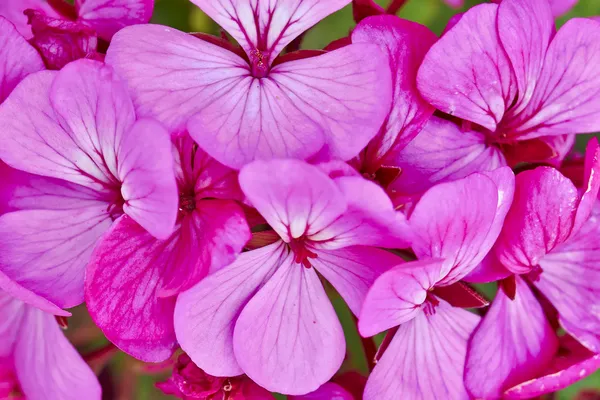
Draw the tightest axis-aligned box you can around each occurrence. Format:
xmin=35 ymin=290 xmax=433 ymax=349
xmin=423 ymin=292 xmax=440 ymax=316
xmin=250 ymin=49 xmax=269 ymax=78
xmin=179 ymin=192 xmax=196 ymax=215
xmin=289 ymin=238 xmax=318 ymax=268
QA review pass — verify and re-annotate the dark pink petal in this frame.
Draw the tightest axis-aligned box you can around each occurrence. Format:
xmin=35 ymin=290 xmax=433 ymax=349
xmin=364 ymin=301 xmax=479 ymax=400
xmin=497 ymin=0 xmax=553 ymax=115
xmin=85 ymin=216 xmax=179 ymax=362
xmin=14 ymin=305 xmax=101 ymax=400
xmin=410 ymin=167 xmax=514 ymax=285
xmin=536 ymin=203 xmax=600 ymax=352
xmin=352 ymin=15 xmax=437 ymax=169
xmin=174 ymin=243 xmax=285 ymax=377
xmin=417 ymin=4 xmax=516 ymax=131
xmin=77 ymin=0 xmax=154 ymax=41
xmin=233 ymin=256 xmax=345 ymax=395
xmin=311 ymin=246 xmax=403 ymax=316
xmin=389 ymin=116 xmax=506 ymax=199
xmin=290 ymin=382 xmax=353 ymax=400
xmin=465 ymin=276 xmax=558 ymax=399
xmin=571 ymin=138 xmax=600 ymax=235
xmin=0 ymin=208 xmax=112 ymax=308
xmin=0 ymin=17 xmax=44 ymax=103
xmin=0 ymin=0 xmax=58 ymax=38
xmin=358 ymin=259 xmax=445 ymax=337
xmin=189 ymin=0 xmax=350 ymax=65
xmin=514 ymin=19 xmax=600 ymax=139
xmin=239 ymin=159 xmax=346 ymax=242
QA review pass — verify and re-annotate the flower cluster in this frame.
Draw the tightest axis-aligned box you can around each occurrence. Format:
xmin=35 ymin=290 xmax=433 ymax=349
xmin=1 ymin=0 xmax=600 ymax=399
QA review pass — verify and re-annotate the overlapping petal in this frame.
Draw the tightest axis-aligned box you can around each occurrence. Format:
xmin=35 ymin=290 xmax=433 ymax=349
xmin=76 ymin=0 xmax=154 ymax=41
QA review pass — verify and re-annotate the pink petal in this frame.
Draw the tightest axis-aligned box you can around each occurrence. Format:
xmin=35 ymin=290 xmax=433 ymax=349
xmin=515 ymin=19 xmax=600 ymax=139
xmin=0 ymin=0 xmax=59 ymax=38
xmin=417 ymin=4 xmax=516 ymax=131
xmin=464 ymin=276 xmax=558 ymax=399
xmin=311 ymin=246 xmax=403 ymax=316
xmin=14 ymin=305 xmax=101 ymax=400
xmin=463 ymin=251 xmax=512 ymax=284
xmin=239 ymin=159 xmax=346 ymax=242
xmin=174 ymin=242 xmax=285 ymax=377
xmin=77 ymin=0 xmax=154 ymax=41
xmin=389 ymin=116 xmax=506 ymax=199
xmin=497 ymin=0 xmax=553 ymax=116
xmin=189 ymin=0 xmax=350 ymax=65
xmin=409 ymin=167 xmax=514 ymax=285
xmin=364 ymin=301 xmax=479 ymax=400
xmin=536 ymin=203 xmax=600 ymax=352
xmin=572 ymin=138 xmax=600 ymax=235
xmin=352 ymin=15 xmax=437 ymax=169
xmin=85 ymin=216 xmax=178 ymax=362
xmin=549 ymin=0 xmax=578 ymax=16
xmin=0 ymin=207 xmax=112 ymax=308
xmin=0 ymin=290 xmax=25 ymax=358
xmin=290 ymin=383 xmax=353 ymax=400
xmin=233 ymin=256 xmax=345 ymax=395
xmin=358 ymin=259 xmax=445 ymax=338
xmin=0 ymin=17 xmax=45 ymax=103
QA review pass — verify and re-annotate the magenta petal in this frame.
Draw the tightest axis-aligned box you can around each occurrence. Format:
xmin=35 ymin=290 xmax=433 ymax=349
xmin=77 ymin=0 xmax=154 ymax=41
xmin=549 ymin=0 xmax=578 ymax=16
xmin=189 ymin=0 xmax=350 ymax=65
xmin=174 ymin=243 xmax=285 ymax=377
xmin=364 ymin=301 xmax=479 ymax=400
xmin=0 ymin=0 xmax=59 ymax=38
xmin=85 ymin=216 xmax=179 ymax=362
xmin=409 ymin=167 xmax=514 ymax=284
xmin=233 ymin=257 xmax=345 ymax=395
xmin=0 ymin=17 xmax=44 ymax=103
xmin=290 ymin=383 xmax=353 ymax=400
xmin=463 ymin=252 xmax=512 ymax=284
xmin=358 ymin=259 xmax=445 ymax=337
xmin=14 ymin=306 xmax=101 ymax=400
xmin=465 ymin=276 xmax=558 ymax=399
xmin=311 ymin=246 xmax=402 ymax=316
xmin=389 ymin=116 xmax=506 ymax=198
xmin=417 ymin=3 xmax=516 ymax=131
xmin=572 ymin=138 xmax=600 ymax=235
xmin=0 ymin=208 xmax=111 ymax=308
xmin=352 ymin=15 xmax=437 ymax=167
xmin=0 ymin=290 xmax=25 ymax=358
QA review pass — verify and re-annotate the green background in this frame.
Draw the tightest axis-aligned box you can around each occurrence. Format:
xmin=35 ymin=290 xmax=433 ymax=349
xmin=79 ymin=0 xmax=600 ymax=398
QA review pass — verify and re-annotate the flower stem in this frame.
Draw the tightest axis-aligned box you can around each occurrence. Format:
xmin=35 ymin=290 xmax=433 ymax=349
xmin=386 ymin=0 xmax=408 ymax=14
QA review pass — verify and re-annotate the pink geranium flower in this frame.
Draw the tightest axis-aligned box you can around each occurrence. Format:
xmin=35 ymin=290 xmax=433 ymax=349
xmin=0 ymin=60 xmax=177 ymax=310
xmin=358 ymin=167 xmax=514 ymax=400
xmin=0 ymin=289 xmax=101 ymax=400
xmin=105 ymin=0 xmax=393 ymax=169
xmin=174 ymin=159 xmax=410 ymax=395
xmin=85 ymin=136 xmax=250 ymax=362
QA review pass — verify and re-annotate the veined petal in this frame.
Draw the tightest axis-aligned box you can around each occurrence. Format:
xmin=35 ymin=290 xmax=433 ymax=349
xmin=0 ymin=17 xmax=44 ymax=103
xmin=189 ymin=0 xmax=350 ymax=65
xmin=352 ymin=15 xmax=437 ymax=168
xmin=0 ymin=271 xmax=69 ymax=317
xmin=364 ymin=301 xmax=479 ymax=400
xmin=0 ymin=0 xmax=59 ymax=38
xmin=174 ymin=242 xmax=285 ymax=377
xmin=311 ymin=246 xmax=402 ymax=316
xmin=417 ymin=4 xmax=516 ymax=131
xmin=14 ymin=306 xmax=101 ymax=400
xmin=465 ymin=276 xmax=558 ymax=399
xmin=233 ymin=255 xmax=345 ymax=395
xmin=358 ymin=259 xmax=445 ymax=338
xmin=77 ymin=0 xmax=154 ymax=41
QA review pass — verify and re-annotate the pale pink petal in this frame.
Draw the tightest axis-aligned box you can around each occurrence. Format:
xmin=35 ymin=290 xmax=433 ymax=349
xmin=364 ymin=301 xmax=479 ymax=400
xmin=85 ymin=216 xmax=178 ymax=362
xmin=311 ymin=176 xmax=411 ymax=249
xmin=389 ymin=116 xmax=506 ymax=198
xmin=233 ymin=256 xmax=345 ymax=395
xmin=464 ymin=276 xmax=558 ymax=399
xmin=290 ymin=383 xmax=353 ymax=400
xmin=174 ymin=242 xmax=285 ymax=377
xmin=0 ymin=271 xmax=69 ymax=316
xmin=311 ymin=246 xmax=403 ymax=316
xmin=0 ymin=17 xmax=45 ymax=103
xmin=0 ymin=208 xmax=112 ymax=308
xmin=358 ymin=259 xmax=445 ymax=338
xmin=189 ymin=0 xmax=350 ymax=65
xmin=352 ymin=15 xmax=437 ymax=168
xmin=239 ymin=159 xmax=346 ymax=242
xmin=497 ymin=0 xmax=553 ymax=115
xmin=0 ymin=0 xmax=59 ymax=38
xmin=514 ymin=19 xmax=600 ymax=139
xmin=409 ymin=168 xmax=514 ymax=284
xmin=536 ymin=203 xmax=600 ymax=352
xmin=0 ymin=291 xmax=25 ymax=359
xmin=417 ymin=4 xmax=516 ymax=131
xmin=77 ymin=0 xmax=154 ymax=41
xmin=14 ymin=306 xmax=101 ymax=400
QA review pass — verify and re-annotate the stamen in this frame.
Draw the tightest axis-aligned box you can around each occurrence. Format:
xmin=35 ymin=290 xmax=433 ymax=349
xmin=423 ymin=292 xmax=440 ymax=316
xmin=289 ymin=238 xmax=318 ymax=268
xmin=251 ymin=49 xmax=269 ymax=78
